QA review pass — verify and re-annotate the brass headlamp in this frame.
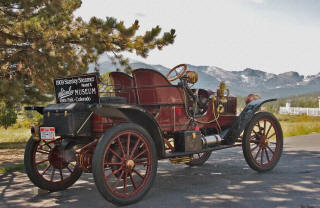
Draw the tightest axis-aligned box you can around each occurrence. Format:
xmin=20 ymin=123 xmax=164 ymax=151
xmin=217 ymin=81 xmax=229 ymax=103
xmin=185 ymin=71 xmax=198 ymax=84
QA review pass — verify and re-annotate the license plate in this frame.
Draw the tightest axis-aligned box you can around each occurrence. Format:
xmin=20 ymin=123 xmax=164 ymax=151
xmin=40 ymin=127 xmax=56 ymax=140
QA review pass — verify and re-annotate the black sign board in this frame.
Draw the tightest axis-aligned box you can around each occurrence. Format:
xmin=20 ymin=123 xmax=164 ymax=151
xmin=54 ymin=74 xmax=99 ymax=104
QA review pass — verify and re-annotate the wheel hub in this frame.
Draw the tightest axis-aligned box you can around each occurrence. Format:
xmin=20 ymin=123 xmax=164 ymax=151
xmin=48 ymin=146 xmax=69 ymax=169
xmin=125 ymin=159 xmax=135 ymax=170
xmin=258 ymin=135 xmax=269 ymax=148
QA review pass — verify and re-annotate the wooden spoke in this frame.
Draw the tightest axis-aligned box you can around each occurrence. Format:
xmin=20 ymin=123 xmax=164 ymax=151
xmin=36 ymin=158 xmax=49 ymax=165
xmin=266 ymin=145 xmax=275 ymax=154
xmin=261 ymin=149 xmax=264 ymax=165
xmin=252 ymin=129 xmax=259 ymax=137
xmin=116 ymin=137 xmax=126 ymax=157
xmin=41 ymin=164 xmax=51 ymax=175
xmin=109 ymin=148 xmax=122 ymax=160
xmin=133 ymin=149 xmax=147 ymax=161
xmin=36 ymin=150 xmax=50 ymax=154
xmin=265 ymin=124 xmax=272 ymax=137
xmin=123 ymin=172 xmax=128 ymax=193
xmin=106 ymin=167 xmax=122 ymax=180
xmin=263 ymin=120 xmax=266 ymax=135
xmin=135 ymin=158 xmax=148 ymax=166
xmin=113 ymin=171 xmax=124 ymax=190
xmin=66 ymin=166 xmax=73 ymax=173
xmin=129 ymin=172 xmax=137 ymax=190
xmin=130 ymin=139 xmax=140 ymax=158
xmin=257 ymin=121 xmax=262 ymax=131
xmin=265 ymin=148 xmax=270 ymax=162
xmin=42 ymin=140 xmax=52 ymax=149
xmin=249 ymin=139 xmax=259 ymax=144
xmin=59 ymin=168 xmax=63 ymax=181
xmin=250 ymin=144 xmax=259 ymax=152
xmin=250 ymin=134 xmax=257 ymax=139
xmin=267 ymin=132 xmax=276 ymax=139
xmin=254 ymin=147 xmax=262 ymax=160
xmin=127 ymin=134 xmax=131 ymax=155
xmin=133 ymin=169 xmax=145 ymax=179
xmin=50 ymin=168 xmax=55 ymax=181
xmin=104 ymin=162 xmax=122 ymax=166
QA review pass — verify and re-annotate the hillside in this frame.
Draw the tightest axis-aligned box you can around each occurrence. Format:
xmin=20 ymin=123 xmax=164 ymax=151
xmin=89 ymin=59 xmax=320 ymax=99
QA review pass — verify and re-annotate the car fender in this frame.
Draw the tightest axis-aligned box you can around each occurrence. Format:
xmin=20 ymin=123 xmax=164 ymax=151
xmin=222 ymin=99 xmax=277 ymax=144
xmin=93 ymin=104 xmax=165 ymax=158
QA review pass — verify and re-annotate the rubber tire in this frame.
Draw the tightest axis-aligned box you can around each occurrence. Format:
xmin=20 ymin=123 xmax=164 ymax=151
xmin=242 ymin=112 xmax=283 ymax=172
xmin=186 ymin=151 xmax=212 ymax=166
xmin=24 ymin=137 xmax=83 ymax=191
xmin=92 ymin=123 xmax=158 ymax=206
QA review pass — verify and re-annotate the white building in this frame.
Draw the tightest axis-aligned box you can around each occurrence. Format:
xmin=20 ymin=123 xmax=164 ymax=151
xmin=279 ymin=97 xmax=320 ymax=116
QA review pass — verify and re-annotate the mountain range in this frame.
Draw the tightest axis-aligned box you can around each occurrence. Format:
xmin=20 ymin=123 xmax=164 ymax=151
xmin=89 ymin=60 xmax=320 ymax=99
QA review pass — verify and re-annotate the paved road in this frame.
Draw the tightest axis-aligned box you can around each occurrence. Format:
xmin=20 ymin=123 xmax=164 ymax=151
xmin=1 ymin=133 xmax=320 ymax=208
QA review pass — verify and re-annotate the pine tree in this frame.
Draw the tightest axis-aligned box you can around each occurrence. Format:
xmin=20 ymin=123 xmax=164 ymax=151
xmin=0 ymin=0 xmax=176 ymax=106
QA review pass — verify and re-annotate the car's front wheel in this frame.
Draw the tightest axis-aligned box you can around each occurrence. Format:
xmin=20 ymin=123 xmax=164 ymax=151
xmin=242 ymin=112 xmax=283 ymax=172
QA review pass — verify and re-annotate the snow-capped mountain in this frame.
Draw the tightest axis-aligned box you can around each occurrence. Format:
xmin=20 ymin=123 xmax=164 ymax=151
xmin=89 ymin=60 xmax=320 ymax=98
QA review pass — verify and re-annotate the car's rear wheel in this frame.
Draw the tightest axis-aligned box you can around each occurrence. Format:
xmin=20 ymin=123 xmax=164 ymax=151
xmin=24 ymin=137 xmax=82 ymax=191
xmin=242 ymin=112 xmax=283 ymax=172
xmin=92 ymin=123 xmax=158 ymax=206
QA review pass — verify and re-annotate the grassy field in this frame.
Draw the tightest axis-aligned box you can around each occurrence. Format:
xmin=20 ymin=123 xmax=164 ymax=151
xmin=0 ymin=127 xmax=29 ymax=149
xmin=277 ymin=114 xmax=320 ymax=138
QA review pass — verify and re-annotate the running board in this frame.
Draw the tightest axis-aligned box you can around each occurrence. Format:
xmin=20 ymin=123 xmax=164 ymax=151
xmin=163 ymin=143 xmax=242 ymax=159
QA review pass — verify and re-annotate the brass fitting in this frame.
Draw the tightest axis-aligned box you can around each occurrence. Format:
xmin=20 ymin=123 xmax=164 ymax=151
xmin=217 ymin=81 xmax=229 ymax=103
xmin=217 ymin=104 xmax=225 ymax=114
xmin=31 ymin=125 xmax=40 ymax=141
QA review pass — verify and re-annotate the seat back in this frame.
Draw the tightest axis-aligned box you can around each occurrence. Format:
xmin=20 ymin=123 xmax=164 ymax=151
xmin=109 ymin=72 xmax=136 ymax=104
xmin=132 ymin=69 xmax=184 ymax=105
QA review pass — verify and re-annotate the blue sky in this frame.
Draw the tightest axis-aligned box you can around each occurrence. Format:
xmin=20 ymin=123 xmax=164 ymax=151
xmin=75 ymin=0 xmax=320 ymax=75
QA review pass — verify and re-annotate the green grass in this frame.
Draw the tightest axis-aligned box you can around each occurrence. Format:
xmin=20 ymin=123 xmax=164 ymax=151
xmin=276 ymin=114 xmax=320 ymax=138
xmin=0 ymin=127 xmax=30 ymax=144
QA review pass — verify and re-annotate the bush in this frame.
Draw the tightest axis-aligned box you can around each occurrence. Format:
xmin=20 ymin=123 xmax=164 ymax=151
xmin=12 ymin=120 xmax=32 ymax=129
xmin=0 ymin=105 xmax=17 ymax=129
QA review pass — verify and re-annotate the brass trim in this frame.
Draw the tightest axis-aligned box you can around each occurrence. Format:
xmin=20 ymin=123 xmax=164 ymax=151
xmin=76 ymin=111 xmax=94 ymax=135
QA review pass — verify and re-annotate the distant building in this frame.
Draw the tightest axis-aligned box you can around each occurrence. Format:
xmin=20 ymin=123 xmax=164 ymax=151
xmin=279 ymin=97 xmax=320 ymax=116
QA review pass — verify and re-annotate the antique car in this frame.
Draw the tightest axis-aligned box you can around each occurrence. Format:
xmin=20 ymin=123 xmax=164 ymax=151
xmin=24 ymin=64 xmax=283 ymax=206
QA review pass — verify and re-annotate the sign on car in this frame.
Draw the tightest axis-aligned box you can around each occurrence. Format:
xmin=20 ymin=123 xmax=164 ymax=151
xmin=54 ymin=73 xmax=99 ymax=104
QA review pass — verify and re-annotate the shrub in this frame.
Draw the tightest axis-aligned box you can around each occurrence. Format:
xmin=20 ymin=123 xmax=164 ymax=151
xmin=0 ymin=105 xmax=17 ymax=129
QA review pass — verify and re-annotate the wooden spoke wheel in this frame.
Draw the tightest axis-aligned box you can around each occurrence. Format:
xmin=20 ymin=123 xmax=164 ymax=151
xmin=92 ymin=123 xmax=157 ymax=206
xmin=186 ymin=151 xmax=212 ymax=166
xmin=242 ymin=112 xmax=283 ymax=172
xmin=24 ymin=137 xmax=82 ymax=191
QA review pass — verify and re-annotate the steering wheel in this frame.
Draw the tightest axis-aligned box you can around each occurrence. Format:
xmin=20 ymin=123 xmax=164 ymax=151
xmin=166 ymin=64 xmax=187 ymax=82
